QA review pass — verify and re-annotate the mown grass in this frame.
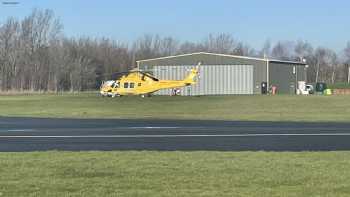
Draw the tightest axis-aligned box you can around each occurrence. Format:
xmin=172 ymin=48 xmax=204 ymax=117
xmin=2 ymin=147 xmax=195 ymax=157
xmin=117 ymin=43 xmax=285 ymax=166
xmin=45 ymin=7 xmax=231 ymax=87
xmin=0 ymin=151 xmax=350 ymax=197
xmin=0 ymin=92 xmax=349 ymax=121
xmin=0 ymin=94 xmax=350 ymax=196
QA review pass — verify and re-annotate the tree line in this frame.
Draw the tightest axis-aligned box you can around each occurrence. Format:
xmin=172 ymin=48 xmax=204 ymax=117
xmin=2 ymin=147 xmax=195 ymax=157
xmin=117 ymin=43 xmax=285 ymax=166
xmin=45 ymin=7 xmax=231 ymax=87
xmin=0 ymin=9 xmax=349 ymax=92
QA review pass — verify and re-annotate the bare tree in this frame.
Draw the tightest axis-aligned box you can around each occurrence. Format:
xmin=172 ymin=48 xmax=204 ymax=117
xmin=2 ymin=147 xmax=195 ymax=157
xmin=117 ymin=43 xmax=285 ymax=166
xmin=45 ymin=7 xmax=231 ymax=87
xmin=0 ymin=18 xmax=20 ymax=91
xmin=313 ymin=47 xmax=339 ymax=83
xmin=178 ymin=41 xmax=204 ymax=54
xmin=343 ymin=42 xmax=350 ymax=83
xmin=294 ymin=40 xmax=313 ymax=61
xmin=132 ymin=34 xmax=161 ymax=62
xmin=345 ymin=42 xmax=350 ymax=61
xmin=203 ymin=33 xmax=237 ymax=54
xmin=160 ymin=37 xmax=179 ymax=56
xmin=271 ymin=41 xmax=293 ymax=60
xmin=260 ymin=39 xmax=271 ymax=58
xmin=0 ymin=8 xmax=347 ymax=92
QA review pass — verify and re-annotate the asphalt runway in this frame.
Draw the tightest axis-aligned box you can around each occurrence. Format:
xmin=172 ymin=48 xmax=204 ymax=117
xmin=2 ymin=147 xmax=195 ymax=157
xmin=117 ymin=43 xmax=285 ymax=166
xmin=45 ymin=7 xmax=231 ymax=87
xmin=0 ymin=117 xmax=350 ymax=151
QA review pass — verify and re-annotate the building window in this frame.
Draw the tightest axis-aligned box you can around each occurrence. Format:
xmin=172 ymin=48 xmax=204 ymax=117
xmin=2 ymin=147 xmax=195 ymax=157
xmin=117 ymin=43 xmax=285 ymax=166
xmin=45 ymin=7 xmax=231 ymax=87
xmin=130 ymin=83 xmax=135 ymax=88
xmin=124 ymin=82 xmax=128 ymax=88
xmin=138 ymin=83 xmax=141 ymax=87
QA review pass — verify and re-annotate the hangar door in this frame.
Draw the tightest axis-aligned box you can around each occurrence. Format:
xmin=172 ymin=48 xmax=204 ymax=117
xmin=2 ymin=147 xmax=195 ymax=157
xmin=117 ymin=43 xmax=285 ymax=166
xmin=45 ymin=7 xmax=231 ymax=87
xmin=153 ymin=65 xmax=254 ymax=96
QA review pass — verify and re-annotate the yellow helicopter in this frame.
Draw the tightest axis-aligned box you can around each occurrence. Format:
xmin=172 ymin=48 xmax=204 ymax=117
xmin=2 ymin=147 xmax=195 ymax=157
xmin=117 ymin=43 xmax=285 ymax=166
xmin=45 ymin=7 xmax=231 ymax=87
xmin=100 ymin=63 xmax=200 ymax=97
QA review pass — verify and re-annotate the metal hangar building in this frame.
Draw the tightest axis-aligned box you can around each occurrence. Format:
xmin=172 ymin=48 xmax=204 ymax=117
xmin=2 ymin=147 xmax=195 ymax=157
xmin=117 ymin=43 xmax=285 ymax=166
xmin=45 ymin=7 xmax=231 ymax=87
xmin=137 ymin=52 xmax=307 ymax=96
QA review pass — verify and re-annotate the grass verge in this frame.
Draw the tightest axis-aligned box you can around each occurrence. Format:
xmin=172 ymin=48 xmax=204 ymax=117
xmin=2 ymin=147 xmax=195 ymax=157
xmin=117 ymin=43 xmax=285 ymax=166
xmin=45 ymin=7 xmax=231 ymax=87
xmin=0 ymin=93 xmax=349 ymax=121
xmin=0 ymin=151 xmax=350 ymax=197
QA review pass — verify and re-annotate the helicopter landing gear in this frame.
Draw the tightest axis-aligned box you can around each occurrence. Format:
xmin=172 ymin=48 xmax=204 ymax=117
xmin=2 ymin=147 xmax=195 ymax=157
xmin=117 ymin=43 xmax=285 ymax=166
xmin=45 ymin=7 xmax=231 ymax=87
xmin=140 ymin=94 xmax=151 ymax=98
xmin=111 ymin=94 xmax=122 ymax=98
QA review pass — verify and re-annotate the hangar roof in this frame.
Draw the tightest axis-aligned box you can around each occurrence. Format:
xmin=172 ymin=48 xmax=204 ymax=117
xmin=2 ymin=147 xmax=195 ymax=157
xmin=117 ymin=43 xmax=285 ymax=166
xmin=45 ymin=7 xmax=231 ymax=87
xmin=137 ymin=52 xmax=306 ymax=66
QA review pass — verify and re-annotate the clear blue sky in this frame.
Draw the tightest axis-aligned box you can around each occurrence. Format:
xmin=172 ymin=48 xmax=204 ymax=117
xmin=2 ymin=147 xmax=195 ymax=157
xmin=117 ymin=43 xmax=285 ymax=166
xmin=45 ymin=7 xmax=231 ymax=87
xmin=1 ymin=0 xmax=349 ymax=52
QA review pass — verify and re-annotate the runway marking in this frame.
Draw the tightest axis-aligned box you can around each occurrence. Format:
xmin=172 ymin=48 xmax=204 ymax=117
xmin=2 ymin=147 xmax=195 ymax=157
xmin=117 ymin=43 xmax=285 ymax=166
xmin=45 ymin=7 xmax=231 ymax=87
xmin=7 ymin=129 xmax=35 ymax=132
xmin=129 ymin=127 xmax=181 ymax=129
xmin=1 ymin=127 xmax=183 ymax=132
xmin=2 ymin=133 xmax=350 ymax=138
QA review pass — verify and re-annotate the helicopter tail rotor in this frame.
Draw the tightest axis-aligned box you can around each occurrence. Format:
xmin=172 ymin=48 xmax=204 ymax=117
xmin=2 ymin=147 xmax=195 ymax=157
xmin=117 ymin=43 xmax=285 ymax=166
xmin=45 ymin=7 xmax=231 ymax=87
xmin=183 ymin=62 xmax=201 ymax=85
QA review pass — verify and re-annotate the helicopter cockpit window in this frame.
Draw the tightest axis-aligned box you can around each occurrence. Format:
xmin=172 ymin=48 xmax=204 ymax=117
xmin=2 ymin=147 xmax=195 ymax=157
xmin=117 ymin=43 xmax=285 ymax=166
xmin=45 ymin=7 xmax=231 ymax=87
xmin=130 ymin=82 xmax=135 ymax=88
xmin=124 ymin=82 xmax=128 ymax=88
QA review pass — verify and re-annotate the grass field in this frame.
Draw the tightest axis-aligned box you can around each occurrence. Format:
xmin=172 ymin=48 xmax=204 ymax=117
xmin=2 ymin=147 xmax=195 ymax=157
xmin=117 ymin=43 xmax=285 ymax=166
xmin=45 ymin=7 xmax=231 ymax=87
xmin=0 ymin=151 xmax=350 ymax=197
xmin=0 ymin=92 xmax=349 ymax=121
xmin=1 ymin=93 xmax=350 ymax=196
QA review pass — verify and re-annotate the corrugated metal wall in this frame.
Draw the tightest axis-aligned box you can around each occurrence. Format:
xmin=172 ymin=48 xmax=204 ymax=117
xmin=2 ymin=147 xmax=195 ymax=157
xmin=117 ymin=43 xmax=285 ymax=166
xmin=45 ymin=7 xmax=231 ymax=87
xmin=138 ymin=53 xmax=267 ymax=94
xmin=153 ymin=65 xmax=253 ymax=96
xmin=269 ymin=63 xmax=295 ymax=94
xmin=269 ymin=63 xmax=306 ymax=94
xmin=138 ymin=53 xmax=307 ymax=95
